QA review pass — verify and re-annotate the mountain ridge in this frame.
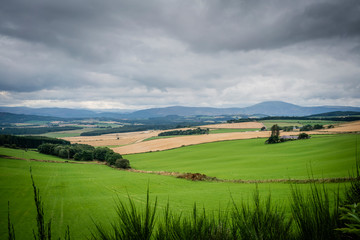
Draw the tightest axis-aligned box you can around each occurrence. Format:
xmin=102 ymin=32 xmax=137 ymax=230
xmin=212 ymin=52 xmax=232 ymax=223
xmin=1 ymin=101 xmax=360 ymax=119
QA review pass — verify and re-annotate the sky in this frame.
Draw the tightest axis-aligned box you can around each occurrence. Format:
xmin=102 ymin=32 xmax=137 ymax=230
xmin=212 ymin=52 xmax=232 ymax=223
xmin=0 ymin=0 xmax=360 ymax=110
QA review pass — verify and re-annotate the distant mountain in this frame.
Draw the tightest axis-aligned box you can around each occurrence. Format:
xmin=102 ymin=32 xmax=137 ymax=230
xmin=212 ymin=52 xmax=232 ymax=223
xmin=0 ymin=112 xmax=63 ymax=123
xmin=0 ymin=107 xmax=99 ymax=118
xmin=126 ymin=101 xmax=360 ymax=118
xmin=1 ymin=101 xmax=360 ymax=119
xmin=126 ymin=106 xmax=242 ymax=119
xmin=239 ymin=101 xmax=360 ymax=116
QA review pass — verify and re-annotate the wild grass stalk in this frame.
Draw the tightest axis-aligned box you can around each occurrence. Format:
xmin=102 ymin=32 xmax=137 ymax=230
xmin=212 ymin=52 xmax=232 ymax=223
xmin=231 ymin=186 xmax=293 ymax=240
xmin=155 ymin=203 xmax=231 ymax=240
xmin=8 ymin=202 xmax=16 ymax=240
xmin=30 ymin=167 xmax=52 ymax=240
xmin=91 ymin=189 xmax=157 ymax=240
xmin=290 ymin=183 xmax=340 ymax=240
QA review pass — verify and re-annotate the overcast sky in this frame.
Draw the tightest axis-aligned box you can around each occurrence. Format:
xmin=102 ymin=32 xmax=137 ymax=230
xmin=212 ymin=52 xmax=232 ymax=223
xmin=0 ymin=0 xmax=359 ymax=110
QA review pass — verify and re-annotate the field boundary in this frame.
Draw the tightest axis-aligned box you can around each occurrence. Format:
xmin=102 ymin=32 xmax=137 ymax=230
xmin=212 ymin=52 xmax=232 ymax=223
xmin=1 ymin=154 xmax=355 ymax=184
xmin=123 ymin=168 xmax=354 ymax=184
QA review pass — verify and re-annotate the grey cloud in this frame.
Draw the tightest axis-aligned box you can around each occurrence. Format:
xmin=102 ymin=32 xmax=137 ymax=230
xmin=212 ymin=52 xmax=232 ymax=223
xmin=0 ymin=0 xmax=359 ymax=108
xmin=2 ymin=0 xmax=360 ymax=59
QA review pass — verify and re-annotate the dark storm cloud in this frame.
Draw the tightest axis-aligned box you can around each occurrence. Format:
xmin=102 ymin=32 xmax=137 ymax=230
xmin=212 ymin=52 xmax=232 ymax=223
xmin=2 ymin=0 xmax=359 ymax=56
xmin=0 ymin=0 xmax=359 ymax=108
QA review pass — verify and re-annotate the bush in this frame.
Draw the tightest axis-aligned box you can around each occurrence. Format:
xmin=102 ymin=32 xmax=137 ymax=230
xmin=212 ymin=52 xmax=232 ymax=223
xmin=298 ymin=133 xmax=310 ymax=139
xmin=94 ymin=147 xmax=112 ymax=161
xmin=265 ymin=136 xmax=281 ymax=144
xmin=313 ymin=124 xmax=324 ymax=130
xmin=115 ymin=159 xmax=131 ymax=169
xmin=300 ymin=124 xmax=313 ymax=131
xmin=106 ymin=152 xmax=123 ymax=165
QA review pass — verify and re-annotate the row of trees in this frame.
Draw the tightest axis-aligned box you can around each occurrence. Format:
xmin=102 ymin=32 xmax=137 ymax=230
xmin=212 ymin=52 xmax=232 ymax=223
xmin=265 ymin=125 xmax=310 ymax=144
xmin=0 ymin=126 xmax=81 ymax=135
xmin=300 ymin=124 xmax=324 ymax=131
xmin=0 ymin=134 xmax=70 ymax=148
xmin=37 ymin=143 xmax=130 ymax=168
xmin=159 ymin=127 xmax=209 ymax=136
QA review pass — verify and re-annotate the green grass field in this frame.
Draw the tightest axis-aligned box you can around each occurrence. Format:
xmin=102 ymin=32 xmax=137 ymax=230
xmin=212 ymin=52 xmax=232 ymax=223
xmin=0 ymin=157 xmax=345 ymax=239
xmin=261 ymin=120 xmax=342 ymax=129
xmin=0 ymin=147 xmax=73 ymax=162
xmin=126 ymin=134 xmax=359 ymax=180
xmin=0 ymin=134 xmax=357 ymax=239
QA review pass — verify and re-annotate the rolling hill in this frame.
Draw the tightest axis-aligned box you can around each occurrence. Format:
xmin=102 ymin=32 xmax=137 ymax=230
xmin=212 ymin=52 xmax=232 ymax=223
xmin=1 ymin=101 xmax=360 ymax=119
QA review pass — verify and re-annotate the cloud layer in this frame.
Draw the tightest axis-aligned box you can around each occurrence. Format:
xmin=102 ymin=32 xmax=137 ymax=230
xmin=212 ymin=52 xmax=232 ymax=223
xmin=0 ymin=0 xmax=359 ymax=109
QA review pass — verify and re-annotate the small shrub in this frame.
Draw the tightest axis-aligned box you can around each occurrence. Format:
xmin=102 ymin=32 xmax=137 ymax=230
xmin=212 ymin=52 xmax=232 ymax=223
xmin=106 ymin=152 xmax=123 ymax=165
xmin=298 ymin=133 xmax=310 ymax=139
xmin=265 ymin=136 xmax=281 ymax=144
xmin=115 ymin=159 xmax=130 ymax=169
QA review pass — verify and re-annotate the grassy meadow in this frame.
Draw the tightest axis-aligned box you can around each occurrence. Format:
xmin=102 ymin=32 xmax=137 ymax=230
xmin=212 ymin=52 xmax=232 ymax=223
xmin=0 ymin=156 xmax=335 ymax=239
xmin=126 ymin=134 xmax=359 ymax=180
xmin=0 ymin=133 xmax=358 ymax=239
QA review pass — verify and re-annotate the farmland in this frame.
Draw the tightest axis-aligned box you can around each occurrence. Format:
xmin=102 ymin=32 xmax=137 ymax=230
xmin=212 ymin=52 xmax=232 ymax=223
xmin=0 ymin=131 xmax=358 ymax=239
xmin=125 ymin=134 xmax=358 ymax=180
xmin=0 ymin=152 xmax=348 ymax=239
xmin=0 ymin=120 xmax=359 ymax=239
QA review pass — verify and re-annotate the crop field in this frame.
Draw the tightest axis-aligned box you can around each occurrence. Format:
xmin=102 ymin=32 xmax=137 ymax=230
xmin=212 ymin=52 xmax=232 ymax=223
xmin=0 ymin=154 xmax=346 ymax=239
xmin=126 ymin=134 xmax=359 ymax=180
xmin=0 ymin=132 xmax=358 ymax=239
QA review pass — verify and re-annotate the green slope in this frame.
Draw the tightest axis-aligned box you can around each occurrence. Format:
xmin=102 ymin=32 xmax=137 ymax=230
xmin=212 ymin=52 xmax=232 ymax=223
xmin=0 ymin=157 xmax=333 ymax=239
xmin=126 ymin=134 xmax=359 ymax=180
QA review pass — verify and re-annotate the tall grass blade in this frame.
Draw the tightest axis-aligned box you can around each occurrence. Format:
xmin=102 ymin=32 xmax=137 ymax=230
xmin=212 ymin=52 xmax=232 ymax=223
xmin=290 ymin=183 xmax=340 ymax=240
xmin=8 ymin=201 xmax=16 ymax=240
xmin=231 ymin=186 xmax=292 ymax=240
xmin=30 ymin=167 xmax=52 ymax=240
xmin=91 ymin=188 xmax=157 ymax=240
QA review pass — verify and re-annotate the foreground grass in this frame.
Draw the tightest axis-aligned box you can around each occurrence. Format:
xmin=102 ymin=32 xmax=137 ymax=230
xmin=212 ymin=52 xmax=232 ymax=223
xmin=127 ymin=134 xmax=359 ymax=180
xmin=0 ymin=157 xmax=345 ymax=239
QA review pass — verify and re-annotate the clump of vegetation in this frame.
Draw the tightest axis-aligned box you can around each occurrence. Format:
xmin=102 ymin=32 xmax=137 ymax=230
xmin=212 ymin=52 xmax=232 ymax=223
xmin=37 ymin=143 xmax=128 ymax=166
xmin=298 ymin=133 xmax=310 ymax=139
xmin=0 ymin=135 xmax=70 ymax=149
xmin=115 ymin=159 xmax=131 ymax=169
xmin=0 ymin=126 xmax=81 ymax=135
xmin=300 ymin=124 xmax=324 ymax=131
xmin=265 ymin=124 xmax=281 ymax=144
xmin=158 ymin=127 xmax=209 ymax=136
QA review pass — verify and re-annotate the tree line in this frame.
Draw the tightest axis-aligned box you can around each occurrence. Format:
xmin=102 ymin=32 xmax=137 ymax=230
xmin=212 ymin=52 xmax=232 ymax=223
xmin=158 ymin=127 xmax=209 ymax=136
xmin=0 ymin=134 xmax=70 ymax=148
xmin=37 ymin=143 xmax=130 ymax=168
xmin=0 ymin=126 xmax=82 ymax=135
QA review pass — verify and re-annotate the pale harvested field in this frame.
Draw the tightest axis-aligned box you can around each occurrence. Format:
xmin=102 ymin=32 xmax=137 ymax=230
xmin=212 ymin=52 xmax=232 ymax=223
xmin=200 ymin=122 xmax=264 ymax=129
xmin=113 ymin=121 xmax=360 ymax=155
xmin=113 ymin=131 xmax=271 ymax=155
xmin=63 ymin=130 xmax=162 ymax=147
xmin=318 ymin=120 xmax=360 ymax=133
xmin=64 ymin=121 xmax=360 ymax=154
